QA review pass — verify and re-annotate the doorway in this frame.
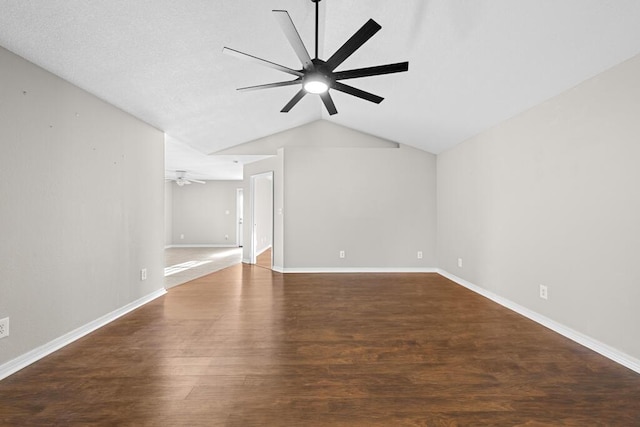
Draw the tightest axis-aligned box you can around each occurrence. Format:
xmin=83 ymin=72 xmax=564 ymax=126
xmin=236 ymin=188 xmax=243 ymax=247
xmin=250 ymin=172 xmax=273 ymax=269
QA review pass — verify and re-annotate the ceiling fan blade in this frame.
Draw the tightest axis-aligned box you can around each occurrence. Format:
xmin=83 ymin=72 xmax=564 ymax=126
xmin=320 ymin=92 xmax=338 ymax=115
xmin=238 ymin=79 xmax=302 ymax=92
xmin=333 ymin=82 xmax=384 ymax=104
xmin=325 ymin=19 xmax=382 ymax=71
xmin=273 ymin=10 xmax=313 ymax=70
xmin=190 ymin=179 xmax=206 ymax=184
xmin=281 ymin=89 xmax=307 ymax=113
xmin=222 ymin=47 xmax=303 ymax=77
xmin=334 ymin=61 xmax=409 ymax=81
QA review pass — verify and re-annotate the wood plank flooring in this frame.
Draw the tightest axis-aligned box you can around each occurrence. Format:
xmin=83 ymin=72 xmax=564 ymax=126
xmin=164 ymin=247 xmax=242 ymax=288
xmin=1 ymin=264 xmax=640 ymax=425
xmin=256 ymin=247 xmax=272 ymax=270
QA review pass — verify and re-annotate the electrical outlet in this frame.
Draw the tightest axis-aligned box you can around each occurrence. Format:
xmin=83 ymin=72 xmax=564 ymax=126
xmin=539 ymin=284 xmax=548 ymax=300
xmin=140 ymin=268 xmax=147 ymax=281
xmin=0 ymin=317 xmax=9 ymax=339
xmin=417 ymin=251 xmax=423 ymax=259
xmin=180 ymin=234 xmax=184 ymax=240
xmin=339 ymin=250 xmax=345 ymax=259
xmin=458 ymin=258 xmax=463 ymax=268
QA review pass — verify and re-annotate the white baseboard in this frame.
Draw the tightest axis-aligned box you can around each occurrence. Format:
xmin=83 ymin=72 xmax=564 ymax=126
xmin=166 ymin=244 xmax=238 ymax=248
xmin=281 ymin=267 xmax=438 ymax=273
xmin=272 ymin=265 xmax=284 ymax=273
xmin=0 ymin=288 xmax=167 ymax=381
xmin=437 ymin=269 xmax=640 ymax=375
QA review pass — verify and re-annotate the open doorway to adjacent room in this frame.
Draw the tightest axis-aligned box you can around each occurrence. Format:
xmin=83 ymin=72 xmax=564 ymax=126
xmin=250 ymin=171 xmax=273 ymax=269
xmin=236 ymin=188 xmax=244 ymax=247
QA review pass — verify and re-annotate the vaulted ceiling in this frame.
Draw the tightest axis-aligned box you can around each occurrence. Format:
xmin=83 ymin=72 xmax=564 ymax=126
xmin=2 ymin=1 xmax=640 ymax=180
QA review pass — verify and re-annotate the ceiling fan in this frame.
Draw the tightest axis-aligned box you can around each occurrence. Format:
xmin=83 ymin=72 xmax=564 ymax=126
xmin=172 ymin=171 xmax=206 ymax=187
xmin=222 ymin=0 xmax=409 ymax=115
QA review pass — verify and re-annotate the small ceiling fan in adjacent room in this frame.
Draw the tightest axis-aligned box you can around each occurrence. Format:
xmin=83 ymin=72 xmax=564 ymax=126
xmin=223 ymin=0 xmax=409 ymax=115
xmin=172 ymin=171 xmax=206 ymax=187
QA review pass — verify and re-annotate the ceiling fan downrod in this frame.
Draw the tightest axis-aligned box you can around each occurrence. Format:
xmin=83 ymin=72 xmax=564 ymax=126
xmin=312 ymin=0 xmax=320 ymax=60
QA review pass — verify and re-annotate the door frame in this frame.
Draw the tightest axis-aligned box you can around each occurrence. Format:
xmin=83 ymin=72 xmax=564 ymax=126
xmin=236 ymin=188 xmax=243 ymax=247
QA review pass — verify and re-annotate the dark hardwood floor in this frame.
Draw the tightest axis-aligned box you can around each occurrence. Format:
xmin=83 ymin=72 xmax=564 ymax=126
xmin=1 ymin=264 xmax=640 ymax=426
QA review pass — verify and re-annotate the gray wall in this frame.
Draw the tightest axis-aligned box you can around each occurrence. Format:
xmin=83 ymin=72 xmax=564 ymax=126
xmin=284 ymin=144 xmax=437 ymax=269
xmin=437 ymin=54 xmax=640 ymax=361
xmin=218 ymin=120 xmax=398 ymax=155
xmin=241 ymin=125 xmax=437 ymax=271
xmin=170 ymin=180 xmax=240 ymax=246
xmin=0 ymin=46 xmax=165 ymax=366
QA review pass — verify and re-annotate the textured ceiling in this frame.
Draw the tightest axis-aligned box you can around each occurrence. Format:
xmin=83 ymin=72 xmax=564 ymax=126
xmin=2 ymin=1 xmax=640 ymax=180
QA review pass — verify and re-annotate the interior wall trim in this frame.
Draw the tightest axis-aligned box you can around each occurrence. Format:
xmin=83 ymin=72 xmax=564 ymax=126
xmin=437 ymin=269 xmax=640 ymax=375
xmin=0 ymin=288 xmax=167 ymax=382
xmin=165 ymin=244 xmax=238 ymax=248
xmin=281 ymin=267 xmax=438 ymax=273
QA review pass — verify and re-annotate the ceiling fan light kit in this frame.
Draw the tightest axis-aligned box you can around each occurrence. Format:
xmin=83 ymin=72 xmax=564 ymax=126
xmin=223 ymin=0 xmax=408 ymax=115
xmin=304 ymin=77 xmax=329 ymax=94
